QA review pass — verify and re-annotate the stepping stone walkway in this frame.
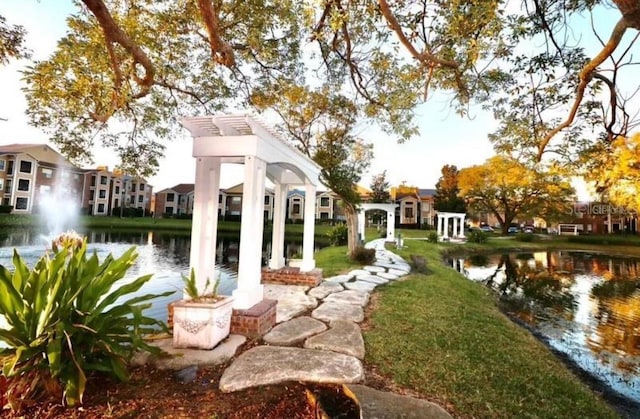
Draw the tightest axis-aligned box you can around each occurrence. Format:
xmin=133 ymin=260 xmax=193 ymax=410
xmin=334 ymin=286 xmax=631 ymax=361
xmin=220 ymin=238 xmax=413 ymax=393
xmin=140 ymin=238 xmax=452 ymax=416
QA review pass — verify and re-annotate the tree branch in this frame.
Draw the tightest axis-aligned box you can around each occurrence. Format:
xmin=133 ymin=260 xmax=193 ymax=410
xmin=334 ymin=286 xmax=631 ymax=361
xmin=536 ymin=16 xmax=629 ymax=161
xmin=196 ymin=0 xmax=235 ymax=67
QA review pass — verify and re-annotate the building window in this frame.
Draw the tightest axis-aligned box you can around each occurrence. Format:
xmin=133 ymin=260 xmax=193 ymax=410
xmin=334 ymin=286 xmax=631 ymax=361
xmin=15 ymin=197 xmax=28 ymax=210
xmin=140 ymin=184 xmax=145 ymax=191
xmin=264 ymin=195 xmax=270 ymax=205
xmin=4 ymin=179 xmax=11 ymax=193
xmin=404 ymin=207 xmax=414 ymax=218
xmin=100 ymin=176 xmax=107 ymax=185
xmin=131 ymin=183 xmax=136 ymax=192
xmin=219 ymin=194 xmax=223 ymax=203
xmin=115 ymin=186 xmax=120 ymax=194
xmin=320 ymin=197 xmax=330 ymax=207
xmin=19 ymin=160 xmax=32 ymax=174
xmin=90 ymin=176 xmax=96 ymax=186
xmin=97 ymin=203 xmax=105 ymax=213
xmin=0 ymin=159 xmax=5 ymax=171
xmin=99 ymin=189 xmax=106 ymax=199
xmin=231 ymin=196 xmax=241 ymax=204
xmin=17 ymin=179 xmax=30 ymax=191
xmin=320 ymin=212 xmax=329 ymax=219
xmin=0 ymin=179 xmax=3 ymax=192
xmin=89 ymin=190 xmax=95 ymax=201
xmin=165 ymin=207 xmax=174 ymax=215
xmin=292 ymin=203 xmax=301 ymax=215
xmin=167 ymin=193 xmax=175 ymax=202
xmin=138 ymin=195 xmax=143 ymax=203
xmin=41 ymin=168 xmax=54 ymax=178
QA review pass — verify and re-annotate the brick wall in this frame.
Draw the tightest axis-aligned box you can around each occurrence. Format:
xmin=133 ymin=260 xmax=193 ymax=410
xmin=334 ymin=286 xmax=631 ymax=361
xmin=230 ymin=299 xmax=277 ymax=338
xmin=261 ymin=267 xmax=323 ymax=287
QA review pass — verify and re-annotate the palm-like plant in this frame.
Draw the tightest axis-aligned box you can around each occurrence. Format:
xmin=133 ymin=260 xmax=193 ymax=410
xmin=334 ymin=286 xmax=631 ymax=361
xmin=0 ymin=232 xmax=174 ymax=410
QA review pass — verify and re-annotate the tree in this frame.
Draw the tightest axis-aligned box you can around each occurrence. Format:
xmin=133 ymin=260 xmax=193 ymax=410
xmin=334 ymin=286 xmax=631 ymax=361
xmin=0 ymin=15 xmax=29 ymax=65
xmin=583 ymin=133 xmax=640 ymax=211
xmin=370 ymin=171 xmax=391 ymax=203
xmin=458 ymin=156 xmax=575 ymax=234
xmin=433 ymin=165 xmax=466 ymax=213
xmin=258 ymin=85 xmax=373 ymax=256
xmin=19 ymin=1 xmax=640 ymax=179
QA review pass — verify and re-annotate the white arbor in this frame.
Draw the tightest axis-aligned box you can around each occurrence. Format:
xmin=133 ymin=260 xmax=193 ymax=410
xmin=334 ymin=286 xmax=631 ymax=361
xmin=437 ymin=212 xmax=466 ymax=239
xmin=357 ymin=203 xmax=398 ymax=243
xmin=181 ymin=114 xmax=321 ymax=310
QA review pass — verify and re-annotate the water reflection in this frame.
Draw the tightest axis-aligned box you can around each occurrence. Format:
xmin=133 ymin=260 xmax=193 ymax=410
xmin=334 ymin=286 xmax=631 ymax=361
xmin=456 ymin=251 xmax=640 ymax=402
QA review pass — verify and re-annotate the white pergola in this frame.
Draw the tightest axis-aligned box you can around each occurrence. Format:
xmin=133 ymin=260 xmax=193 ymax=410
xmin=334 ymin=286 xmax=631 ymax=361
xmin=437 ymin=212 xmax=466 ymax=239
xmin=181 ymin=114 xmax=321 ymax=310
xmin=358 ymin=203 xmax=398 ymax=243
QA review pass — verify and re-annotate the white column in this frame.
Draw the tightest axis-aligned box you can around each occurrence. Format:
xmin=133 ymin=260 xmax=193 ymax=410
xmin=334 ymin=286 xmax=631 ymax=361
xmin=452 ymin=217 xmax=458 ymax=238
xmin=269 ymin=182 xmax=288 ymax=269
xmin=357 ymin=210 xmax=366 ymax=242
xmin=233 ymin=156 xmax=267 ymax=309
xmin=443 ymin=215 xmax=449 ymax=238
xmin=386 ymin=209 xmax=395 ymax=242
xmin=459 ymin=215 xmax=466 ymax=237
xmin=189 ymin=157 xmax=221 ymax=298
xmin=436 ymin=215 xmax=442 ymax=236
xmin=301 ymin=183 xmax=317 ymax=271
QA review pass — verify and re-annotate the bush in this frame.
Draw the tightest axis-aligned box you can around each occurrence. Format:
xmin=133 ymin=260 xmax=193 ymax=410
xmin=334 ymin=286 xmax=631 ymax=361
xmin=327 ymin=223 xmax=348 ymax=246
xmin=350 ymin=246 xmax=376 ymax=265
xmin=515 ymin=232 xmax=536 ymax=242
xmin=467 ymin=230 xmax=488 ymax=243
xmin=0 ymin=205 xmax=13 ymax=214
xmin=0 ymin=232 xmax=173 ymax=410
xmin=427 ymin=232 xmax=438 ymax=243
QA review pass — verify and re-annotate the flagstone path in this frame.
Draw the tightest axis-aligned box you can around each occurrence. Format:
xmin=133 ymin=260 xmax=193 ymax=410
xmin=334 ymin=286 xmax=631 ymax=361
xmin=137 ymin=238 xmax=452 ymax=418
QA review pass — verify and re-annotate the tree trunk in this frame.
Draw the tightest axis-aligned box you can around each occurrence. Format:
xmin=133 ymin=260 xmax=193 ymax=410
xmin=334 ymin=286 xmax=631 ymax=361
xmin=343 ymin=202 xmax=359 ymax=256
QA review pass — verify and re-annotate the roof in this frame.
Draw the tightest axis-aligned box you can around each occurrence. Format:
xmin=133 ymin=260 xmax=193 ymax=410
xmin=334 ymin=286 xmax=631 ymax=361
xmin=418 ymin=188 xmax=437 ymax=198
xmin=157 ymin=183 xmax=194 ymax=195
xmin=0 ymin=143 xmax=76 ymax=168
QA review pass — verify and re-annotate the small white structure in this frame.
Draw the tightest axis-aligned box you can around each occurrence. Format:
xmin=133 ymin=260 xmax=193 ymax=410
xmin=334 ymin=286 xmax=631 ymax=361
xmin=357 ymin=203 xmax=398 ymax=243
xmin=437 ymin=212 xmax=466 ymax=239
xmin=181 ymin=114 xmax=321 ymax=310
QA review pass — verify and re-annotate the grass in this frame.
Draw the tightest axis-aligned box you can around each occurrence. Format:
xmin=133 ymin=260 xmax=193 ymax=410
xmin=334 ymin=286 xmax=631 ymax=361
xmin=314 ymin=245 xmax=360 ymax=277
xmin=361 ymin=235 xmax=619 ymax=418
xmin=0 ymin=214 xmax=339 ymax=238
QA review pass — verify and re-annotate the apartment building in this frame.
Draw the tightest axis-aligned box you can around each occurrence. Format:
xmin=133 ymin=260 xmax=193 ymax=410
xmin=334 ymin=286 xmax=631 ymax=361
xmin=0 ymin=144 xmax=153 ymax=216
xmin=155 ymin=183 xmax=195 ymax=217
xmin=0 ymin=144 xmax=85 ymax=214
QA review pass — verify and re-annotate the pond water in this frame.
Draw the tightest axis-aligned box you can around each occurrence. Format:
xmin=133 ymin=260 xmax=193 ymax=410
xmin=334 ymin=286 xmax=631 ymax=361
xmin=0 ymin=229 xmax=310 ymax=323
xmin=452 ymin=250 xmax=640 ymax=403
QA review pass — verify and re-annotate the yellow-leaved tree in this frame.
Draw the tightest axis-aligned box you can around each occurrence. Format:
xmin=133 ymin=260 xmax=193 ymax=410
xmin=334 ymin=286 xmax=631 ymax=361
xmin=585 ymin=133 xmax=640 ymax=212
xmin=458 ymin=156 xmax=575 ymax=234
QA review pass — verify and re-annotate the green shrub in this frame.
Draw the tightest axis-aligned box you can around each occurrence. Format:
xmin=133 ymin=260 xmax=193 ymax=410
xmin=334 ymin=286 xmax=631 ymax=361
xmin=467 ymin=230 xmax=488 ymax=243
xmin=327 ymin=223 xmax=348 ymax=246
xmin=515 ymin=232 xmax=535 ymax=242
xmin=0 ymin=205 xmax=12 ymax=214
xmin=350 ymin=246 xmax=376 ymax=265
xmin=0 ymin=232 xmax=173 ymax=410
xmin=427 ymin=232 xmax=438 ymax=243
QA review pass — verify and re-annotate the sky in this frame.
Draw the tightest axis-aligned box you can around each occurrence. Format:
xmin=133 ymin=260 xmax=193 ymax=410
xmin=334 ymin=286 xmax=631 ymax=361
xmin=0 ymin=1 xmax=626 ymax=197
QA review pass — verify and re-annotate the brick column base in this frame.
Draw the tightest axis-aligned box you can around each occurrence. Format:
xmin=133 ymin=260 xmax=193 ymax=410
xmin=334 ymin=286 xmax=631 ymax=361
xmin=261 ymin=267 xmax=323 ymax=287
xmin=230 ymin=299 xmax=277 ymax=338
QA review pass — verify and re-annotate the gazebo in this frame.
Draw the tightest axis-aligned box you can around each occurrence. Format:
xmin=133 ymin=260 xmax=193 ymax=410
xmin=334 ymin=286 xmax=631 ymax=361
xmin=357 ymin=203 xmax=398 ymax=243
xmin=181 ymin=114 xmax=322 ymax=312
xmin=436 ymin=212 xmax=466 ymax=240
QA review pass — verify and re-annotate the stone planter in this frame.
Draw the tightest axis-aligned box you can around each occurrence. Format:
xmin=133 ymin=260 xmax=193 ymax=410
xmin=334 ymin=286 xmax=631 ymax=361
xmin=172 ymin=296 xmax=234 ymax=350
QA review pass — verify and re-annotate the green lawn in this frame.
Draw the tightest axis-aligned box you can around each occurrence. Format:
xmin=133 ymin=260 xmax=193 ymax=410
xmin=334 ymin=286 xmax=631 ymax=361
xmin=315 ymin=232 xmax=620 ymax=418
